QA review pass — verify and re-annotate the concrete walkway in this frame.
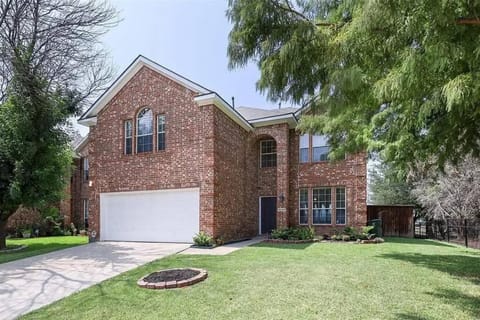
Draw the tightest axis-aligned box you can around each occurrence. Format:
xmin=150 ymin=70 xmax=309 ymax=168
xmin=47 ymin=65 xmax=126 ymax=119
xmin=0 ymin=241 xmax=189 ymax=320
xmin=179 ymin=236 xmax=265 ymax=255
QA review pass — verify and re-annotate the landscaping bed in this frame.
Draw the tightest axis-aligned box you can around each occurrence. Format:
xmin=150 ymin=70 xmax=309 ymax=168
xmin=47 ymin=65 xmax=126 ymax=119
xmin=137 ymin=268 xmax=207 ymax=290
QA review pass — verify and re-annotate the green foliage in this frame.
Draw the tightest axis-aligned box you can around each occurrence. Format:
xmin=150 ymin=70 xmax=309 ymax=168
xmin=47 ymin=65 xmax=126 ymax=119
xmin=193 ymin=231 xmax=213 ymax=247
xmin=0 ymin=53 xmax=76 ymax=247
xmin=227 ymin=0 xmax=480 ymax=169
xmin=271 ymin=227 xmax=315 ymax=240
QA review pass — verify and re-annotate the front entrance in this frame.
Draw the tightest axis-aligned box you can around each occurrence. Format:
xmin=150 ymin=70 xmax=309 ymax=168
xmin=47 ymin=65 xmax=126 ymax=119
xmin=260 ymin=197 xmax=277 ymax=234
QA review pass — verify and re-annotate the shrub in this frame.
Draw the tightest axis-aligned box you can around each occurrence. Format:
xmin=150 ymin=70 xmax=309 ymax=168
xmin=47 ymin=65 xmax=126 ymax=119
xmin=331 ymin=234 xmax=337 ymax=241
xmin=342 ymin=235 xmax=351 ymax=241
xmin=270 ymin=227 xmax=315 ymax=241
xmin=374 ymin=237 xmax=385 ymax=243
xmin=193 ymin=231 xmax=213 ymax=247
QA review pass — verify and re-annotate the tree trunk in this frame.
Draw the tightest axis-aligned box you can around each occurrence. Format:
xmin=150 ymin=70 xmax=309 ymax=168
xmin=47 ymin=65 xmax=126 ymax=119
xmin=0 ymin=219 xmax=7 ymax=250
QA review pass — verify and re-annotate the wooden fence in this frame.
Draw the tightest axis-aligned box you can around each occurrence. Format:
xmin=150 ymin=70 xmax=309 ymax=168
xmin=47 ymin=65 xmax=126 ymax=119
xmin=367 ymin=205 xmax=415 ymax=237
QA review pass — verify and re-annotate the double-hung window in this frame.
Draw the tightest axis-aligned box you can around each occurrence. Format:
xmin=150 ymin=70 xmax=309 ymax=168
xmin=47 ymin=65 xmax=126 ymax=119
xmin=136 ymin=108 xmax=153 ymax=153
xmin=157 ymin=115 xmax=165 ymax=151
xmin=82 ymin=158 xmax=89 ymax=181
xmin=124 ymin=120 xmax=133 ymax=155
xmin=260 ymin=140 xmax=277 ymax=168
xmin=299 ymin=189 xmax=308 ymax=224
xmin=312 ymin=135 xmax=330 ymax=162
xmin=312 ymin=188 xmax=332 ymax=224
xmin=299 ymin=134 xmax=309 ymax=163
xmin=336 ymin=187 xmax=346 ymax=224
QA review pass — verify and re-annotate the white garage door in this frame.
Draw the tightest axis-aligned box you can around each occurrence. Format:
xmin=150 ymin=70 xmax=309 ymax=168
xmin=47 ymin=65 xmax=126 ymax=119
xmin=100 ymin=188 xmax=200 ymax=243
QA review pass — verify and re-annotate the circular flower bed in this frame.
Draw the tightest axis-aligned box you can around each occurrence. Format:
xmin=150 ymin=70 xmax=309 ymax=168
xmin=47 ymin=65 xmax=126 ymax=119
xmin=137 ymin=268 xmax=207 ymax=290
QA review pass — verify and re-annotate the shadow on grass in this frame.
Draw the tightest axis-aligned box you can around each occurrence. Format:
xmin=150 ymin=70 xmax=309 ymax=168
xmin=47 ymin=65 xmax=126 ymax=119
xmin=394 ymin=288 xmax=480 ymax=320
xmin=251 ymin=242 xmax=314 ymax=250
xmin=379 ymin=252 xmax=480 ymax=285
xmin=384 ymin=237 xmax=457 ymax=248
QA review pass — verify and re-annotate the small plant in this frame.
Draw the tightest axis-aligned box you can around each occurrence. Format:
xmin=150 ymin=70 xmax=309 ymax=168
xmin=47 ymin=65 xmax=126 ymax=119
xmin=193 ymin=231 xmax=213 ymax=247
xmin=342 ymin=235 xmax=350 ymax=241
xmin=374 ymin=237 xmax=385 ymax=243
xmin=70 ymin=222 xmax=77 ymax=236
xmin=331 ymin=234 xmax=337 ymax=241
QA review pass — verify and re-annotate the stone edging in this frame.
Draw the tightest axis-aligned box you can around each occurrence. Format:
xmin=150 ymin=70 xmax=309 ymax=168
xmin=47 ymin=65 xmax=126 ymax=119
xmin=0 ymin=244 xmax=27 ymax=253
xmin=263 ymin=239 xmax=318 ymax=244
xmin=137 ymin=268 xmax=208 ymax=290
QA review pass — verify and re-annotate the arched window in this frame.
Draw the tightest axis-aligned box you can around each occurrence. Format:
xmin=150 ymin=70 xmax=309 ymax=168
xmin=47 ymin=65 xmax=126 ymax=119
xmin=136 ymin=108 xmax=153 ymax=153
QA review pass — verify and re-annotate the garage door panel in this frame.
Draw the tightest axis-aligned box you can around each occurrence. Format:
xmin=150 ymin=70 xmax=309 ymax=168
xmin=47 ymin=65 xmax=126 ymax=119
xmin=100 ymin=188 xmax=199 ymax=243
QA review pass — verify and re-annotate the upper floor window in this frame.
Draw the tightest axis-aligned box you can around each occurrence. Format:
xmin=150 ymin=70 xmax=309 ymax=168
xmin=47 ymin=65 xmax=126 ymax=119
xmin=124 ymin=120 xmax=133 ymax=155
xmin=157 ymin=115 xmax=165 ymax=151
xmin=299 ymin=134 xmax=309 ymax=163
xmin=260 ymin=139 xmax=277 ymax=168
xmin=312 ymin=135 xmax=330 ymax=162
xmin=82 ymin=157 xmax=89 ymax=182
xmin=136 ymin=108 xmax=153 ymax=153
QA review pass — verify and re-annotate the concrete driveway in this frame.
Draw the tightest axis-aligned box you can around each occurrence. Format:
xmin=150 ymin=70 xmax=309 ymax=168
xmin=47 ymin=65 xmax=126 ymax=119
xmin=0 ymin=241 xmax=189 ymax=320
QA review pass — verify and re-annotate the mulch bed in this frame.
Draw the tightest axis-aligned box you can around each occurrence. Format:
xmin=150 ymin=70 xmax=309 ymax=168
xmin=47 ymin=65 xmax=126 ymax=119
xmin=144 ymin=269 xmax=200 ymax=283
xmin=138 ymin=268 xmax=208 ymax=290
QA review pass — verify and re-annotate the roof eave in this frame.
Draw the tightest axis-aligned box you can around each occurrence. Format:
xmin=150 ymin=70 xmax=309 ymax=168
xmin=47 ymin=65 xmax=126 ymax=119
xmin=194 ymin=93 xmax=253 ymax=132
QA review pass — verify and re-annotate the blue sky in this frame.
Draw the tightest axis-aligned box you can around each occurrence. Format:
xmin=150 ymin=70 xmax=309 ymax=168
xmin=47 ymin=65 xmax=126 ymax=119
xmin=76 ymin=0 xmax=283 ymax=135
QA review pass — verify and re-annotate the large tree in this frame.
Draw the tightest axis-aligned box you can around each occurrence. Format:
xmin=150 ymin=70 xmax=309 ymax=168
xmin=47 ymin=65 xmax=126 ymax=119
xmin=0 ymin=0 xmax=117 ymax=249
xmin=227 ymin=0 xmax=480 ymax=169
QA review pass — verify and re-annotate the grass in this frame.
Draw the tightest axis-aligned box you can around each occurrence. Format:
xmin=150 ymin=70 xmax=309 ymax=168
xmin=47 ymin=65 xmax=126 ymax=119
xmin=0 ymin=236 xmax=88 ymax=264
xmin=23 ymin=238 xmax=480 ymax=320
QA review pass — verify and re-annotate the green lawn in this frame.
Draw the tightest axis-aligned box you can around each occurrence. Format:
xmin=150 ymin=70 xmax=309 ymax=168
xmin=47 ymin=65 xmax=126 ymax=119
xmin=23 ymin=238 xmax=479 ymax=320
xmin=0 ymin=236 xmax=88 ymax=264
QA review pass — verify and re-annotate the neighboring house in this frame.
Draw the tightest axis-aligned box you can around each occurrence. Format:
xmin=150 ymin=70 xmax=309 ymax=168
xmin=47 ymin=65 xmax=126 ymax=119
xmin=71 ymin=136 xmax=90 ymax=230
xmin=75 ymin=55 xmax=367 ymax=243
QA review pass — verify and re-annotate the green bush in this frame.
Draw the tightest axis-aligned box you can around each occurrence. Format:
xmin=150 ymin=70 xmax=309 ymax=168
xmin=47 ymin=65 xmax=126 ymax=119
xmin=270 ymin=227 xmax=315 ymax=241
xmin=193 ymin=231 xmax=213 ymax=247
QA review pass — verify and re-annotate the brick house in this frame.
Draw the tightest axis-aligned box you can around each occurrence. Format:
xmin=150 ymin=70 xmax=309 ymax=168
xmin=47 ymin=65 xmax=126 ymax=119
xmin=76 ymin=55 xmax=367 ymax=243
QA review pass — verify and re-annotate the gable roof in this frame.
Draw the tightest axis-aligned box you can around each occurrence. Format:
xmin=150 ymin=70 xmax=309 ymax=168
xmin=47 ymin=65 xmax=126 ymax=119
xmin=78 ymin=55 xmax=212 ymax=125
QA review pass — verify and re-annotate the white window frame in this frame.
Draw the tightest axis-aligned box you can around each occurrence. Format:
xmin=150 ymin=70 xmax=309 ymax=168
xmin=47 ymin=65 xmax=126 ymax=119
xmin=259 ymin=139 xmax=277 ymax=168
xmin=312 ymin=135 xmax=330 ymax=162
xmin=312 ymin=187 xmax=332 ymax=225
xmin=299 ymin=188 xmax=309 ymax=225
xmin=335 ymin=187 xmax=347 ymax=225
xmin=136 ymin=108 xmax=153 ymax=154
xmin=124 ymin=120 xmax=133 ymax=155
xmin=299 ymin=134 xmax=309 ymax=163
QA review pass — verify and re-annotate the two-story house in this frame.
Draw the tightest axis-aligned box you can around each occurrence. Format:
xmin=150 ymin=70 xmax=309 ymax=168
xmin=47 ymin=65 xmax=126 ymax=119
xmin=76 ymin=55 xmax=367 ymax=243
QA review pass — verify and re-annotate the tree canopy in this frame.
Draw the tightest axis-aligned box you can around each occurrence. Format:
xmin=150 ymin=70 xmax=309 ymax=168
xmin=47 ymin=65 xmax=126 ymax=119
xmin=227 ymin=0 xmax=480 ymax=169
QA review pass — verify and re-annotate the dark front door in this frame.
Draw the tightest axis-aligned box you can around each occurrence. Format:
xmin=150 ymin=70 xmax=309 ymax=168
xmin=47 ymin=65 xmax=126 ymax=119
xmin=261 ymin=197 xmax=277 ymax=234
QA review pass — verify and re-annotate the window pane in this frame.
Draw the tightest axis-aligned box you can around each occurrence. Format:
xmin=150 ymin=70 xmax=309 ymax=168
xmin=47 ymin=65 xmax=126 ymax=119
xmin=125 ymin=121 xmax=133 ymax=155
xmin=299 ymin=148 xmax=308 ymax=163
xmin=336 ymin=188 xmax=346 ymax=224
xmin=260 ymin=140 xmax=277 ymax=168
xmin=137 ymin=134 xmax=153 ymax=153
xmin=312 ymin=135 xmax=328 ymax=147
xmin=312 ymin=188 xmax=331 ymax=224
xmin=299 ymin=189 xmax=308 ymax=224
xmin=137 ymin=108 xmax=153 ymax=136
xmin=299 ymin=134 xmax=309 ymax=148
xmin=158 ymin=115 xmax=165 ymax=151
xmin=313 ymin=146 xmax=330 ymax=162
xmin=137 ymin=108 xmax=153 ymax=153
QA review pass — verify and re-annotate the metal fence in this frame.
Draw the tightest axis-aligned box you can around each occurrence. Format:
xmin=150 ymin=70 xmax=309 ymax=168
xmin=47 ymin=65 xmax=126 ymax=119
xmin=415 ymin=219 xmax=480 ymax=249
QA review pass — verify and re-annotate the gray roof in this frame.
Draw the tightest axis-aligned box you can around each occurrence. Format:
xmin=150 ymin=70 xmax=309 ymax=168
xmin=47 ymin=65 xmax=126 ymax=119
xmin=236 ymin=106 xmax=299 ymax=121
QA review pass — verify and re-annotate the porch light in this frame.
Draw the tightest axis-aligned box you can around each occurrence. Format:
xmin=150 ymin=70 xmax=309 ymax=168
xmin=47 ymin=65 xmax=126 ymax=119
xmin=279 ymin=193 xmax=285 ymax=203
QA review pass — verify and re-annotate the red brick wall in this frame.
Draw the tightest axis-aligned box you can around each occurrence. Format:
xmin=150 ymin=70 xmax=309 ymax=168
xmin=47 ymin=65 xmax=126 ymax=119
xmin=212 ymin=108 xmax=257 ymax=241
xmin=288 ymin=129 xmax=367 ymax=235
xmin=88 ymin=66 xmax=212 ymax=239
